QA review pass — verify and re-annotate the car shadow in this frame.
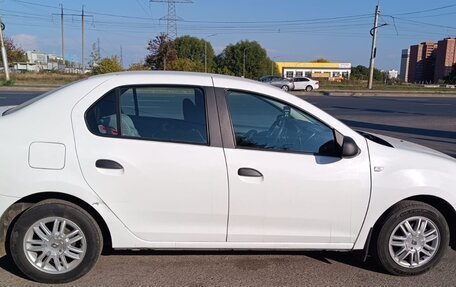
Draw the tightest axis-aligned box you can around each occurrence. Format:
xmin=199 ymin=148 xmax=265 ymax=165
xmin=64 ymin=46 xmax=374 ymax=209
xmin=0 ymin=255 xmax=28 ymax=280
xmin=101 ymin=249 xmax=388 ymax=274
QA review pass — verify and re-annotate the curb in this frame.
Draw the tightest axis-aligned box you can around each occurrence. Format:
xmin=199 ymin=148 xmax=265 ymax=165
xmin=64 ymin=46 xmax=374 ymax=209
xmin=1 ymin=86 xmax=456 ymax=98
xmin=292 ymin=91 xmax=456 ymax=98
xmin=0 ymin=86 xmax=57 ymax=92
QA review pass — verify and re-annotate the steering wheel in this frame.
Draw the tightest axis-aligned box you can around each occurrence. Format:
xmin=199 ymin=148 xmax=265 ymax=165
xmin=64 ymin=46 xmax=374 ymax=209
xmin=242 ymin=129 xmax=258 ymax=144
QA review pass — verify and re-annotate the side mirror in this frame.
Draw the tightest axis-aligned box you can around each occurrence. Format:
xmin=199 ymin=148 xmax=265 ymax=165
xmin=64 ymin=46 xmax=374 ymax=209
xmin=341 ymin=136 xmax=360 ymax=158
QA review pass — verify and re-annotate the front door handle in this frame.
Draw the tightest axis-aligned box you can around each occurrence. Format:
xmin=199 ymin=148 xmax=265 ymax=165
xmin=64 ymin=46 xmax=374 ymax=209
xmin=238 ymin=168 xmax=263 ymax=177
xmin=96 ymin=159 xmax=123 ymax=170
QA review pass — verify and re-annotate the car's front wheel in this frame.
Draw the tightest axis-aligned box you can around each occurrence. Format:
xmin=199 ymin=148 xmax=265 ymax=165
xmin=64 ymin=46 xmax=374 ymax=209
xmin=375 ymin=200 xmax=449 ymax=276
xmin=9 ymin=200 xmax=102 ymax=284
xmin=305 ymin=85 xmax=313 ymax=92
xmin=281 ymin=85 xmax=290 ymax=92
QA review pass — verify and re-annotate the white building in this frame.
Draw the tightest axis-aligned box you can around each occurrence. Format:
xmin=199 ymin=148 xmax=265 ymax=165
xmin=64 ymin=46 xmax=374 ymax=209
xmin=16 ymin=51 xmax=65 ymax=72
xmin=400 ymin=49 xmax=410 ymax=82
xmin=388 ymin=69 xmax=399 ymax=79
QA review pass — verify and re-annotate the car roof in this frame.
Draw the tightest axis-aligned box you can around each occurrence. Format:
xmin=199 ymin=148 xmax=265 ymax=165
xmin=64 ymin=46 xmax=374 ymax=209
xmin=90 ymin=70 xmax=257 ymax=84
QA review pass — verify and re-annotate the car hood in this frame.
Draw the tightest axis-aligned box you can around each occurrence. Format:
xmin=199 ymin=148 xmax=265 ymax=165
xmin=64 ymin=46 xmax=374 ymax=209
xmin=365 ymin=132 xmax=455 ymax=161
xmin=0 ymin=106 xmax=15 ymax=116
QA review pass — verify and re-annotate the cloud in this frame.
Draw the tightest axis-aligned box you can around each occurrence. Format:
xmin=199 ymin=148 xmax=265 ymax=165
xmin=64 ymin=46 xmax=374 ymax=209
xmin=11 ymin=34 xmax=39 ymax=51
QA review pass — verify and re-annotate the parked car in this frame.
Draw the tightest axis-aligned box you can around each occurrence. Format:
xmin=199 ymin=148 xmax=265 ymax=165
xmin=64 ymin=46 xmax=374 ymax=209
xmin=293 ymin=77 xmax=319 ymax=91
xmin=0 ymin=71 xmax=455 ymax=283
xmin=259 ymin=75 xmax=294 ymax=91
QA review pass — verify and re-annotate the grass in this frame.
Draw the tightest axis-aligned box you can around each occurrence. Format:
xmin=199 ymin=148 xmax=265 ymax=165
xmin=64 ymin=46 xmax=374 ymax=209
xmin=0 ymin=72 xmax=88 ymax=86
xmin=1 ymin=80 xmax=14 ymax=86
xmin=0 ymin=73 xmax=455 ymax=94
xmin=317 ymin=80 xmax=456 ymax=93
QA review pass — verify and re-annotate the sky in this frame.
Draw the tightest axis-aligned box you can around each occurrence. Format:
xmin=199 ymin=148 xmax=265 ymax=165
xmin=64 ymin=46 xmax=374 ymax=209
xmin=1 ymin=0 xmax=456 ymax=70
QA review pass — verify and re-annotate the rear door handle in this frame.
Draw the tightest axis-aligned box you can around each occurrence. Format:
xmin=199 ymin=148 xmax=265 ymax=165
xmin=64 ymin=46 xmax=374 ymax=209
xmin=238 ymin=168 xmax=263 ymax=177
xmin=96 ymin=159 xmax=123 ymax=170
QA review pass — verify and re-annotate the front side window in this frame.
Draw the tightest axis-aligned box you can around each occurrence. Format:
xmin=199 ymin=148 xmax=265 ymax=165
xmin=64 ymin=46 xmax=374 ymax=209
xmin=226 ymin=91 xmax=337 ymax=155
xmin=86 ymin=86 xmax=208 ymax=145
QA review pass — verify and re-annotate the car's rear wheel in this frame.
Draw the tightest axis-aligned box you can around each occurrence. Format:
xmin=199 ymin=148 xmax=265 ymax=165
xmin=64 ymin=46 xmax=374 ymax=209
xmin=375 ymin=201 xmax=449 ymax=276
xmin=305 ymin=85 xmax=313 ymax=92
xmin=281 ymin=85 xmax=290 ymax=92
xmin=9 ymin=200 xmax=102 ymax=284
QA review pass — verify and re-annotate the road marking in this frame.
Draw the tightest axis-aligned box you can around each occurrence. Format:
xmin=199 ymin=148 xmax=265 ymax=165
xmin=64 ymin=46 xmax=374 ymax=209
xmin=422 ymin=103 xmax=452 ymax=106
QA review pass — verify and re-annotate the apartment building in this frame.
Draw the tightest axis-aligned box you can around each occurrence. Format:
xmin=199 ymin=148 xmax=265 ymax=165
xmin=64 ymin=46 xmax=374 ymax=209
xmin=434 ymin=38 xmax=456 ymax=82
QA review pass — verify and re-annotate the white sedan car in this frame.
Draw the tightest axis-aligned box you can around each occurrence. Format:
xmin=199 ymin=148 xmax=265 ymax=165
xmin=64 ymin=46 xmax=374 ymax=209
xmin=0 ymin=72 xmax=455 ymax=283
xmin=292 ymin=77 xmax=319 ymax=91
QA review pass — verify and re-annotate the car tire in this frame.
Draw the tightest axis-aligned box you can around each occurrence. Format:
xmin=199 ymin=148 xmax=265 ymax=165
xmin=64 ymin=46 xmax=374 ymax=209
xmin=305 ymin=85 xmax=313 ymax=92
xmin=374 ymin=200 xmax=449 ymax=276
xmin=9 ymin=199 xmax=102 ymax=284
xmin=281 ymin=85 xmax=290 ymax=92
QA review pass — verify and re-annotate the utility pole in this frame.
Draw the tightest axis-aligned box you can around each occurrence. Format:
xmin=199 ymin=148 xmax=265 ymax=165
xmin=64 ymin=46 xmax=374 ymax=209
xmin=53 ymin=8 xmax=92 ymax=72
xmin=271 ymin=56 xmax=279 ymax=76
xmin=97 ymin=38 xmax=100 ymax=58
xmin=0 ymin=17 xmax=9 ymax=81
xmin=368 ymin=5 xmax=380 ymax=90
xmin=204 ymin=42 xmax=207 ymax=73
xmin=204 ymin=34 xmax=216 ymax=73
xmin=81 ymin=6 xmax=85 ymax=72
xmin=243 ymin=48 xmax=247 ymax=78
xmin=120 ymin=45 xmax=123 ymax=69
xmin=60 ymin=4 xmax=64 ymax=64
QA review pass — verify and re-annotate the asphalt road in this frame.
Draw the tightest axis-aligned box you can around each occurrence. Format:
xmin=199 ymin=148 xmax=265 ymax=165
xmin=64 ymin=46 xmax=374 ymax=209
xmin=300 ymin=94 xmax=456 ymax=158
xmin=0 ymin=91 xmax=455 ymax=286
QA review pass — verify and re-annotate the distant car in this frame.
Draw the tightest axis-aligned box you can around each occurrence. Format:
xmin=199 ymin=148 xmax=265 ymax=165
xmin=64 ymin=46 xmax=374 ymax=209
xmin=259 ymin=75 xmax=294 ymax=92
xmin=293 ymin=77 xmax=319 ymax=91
xmin=0 ymin=71 xmax=456 ymax=283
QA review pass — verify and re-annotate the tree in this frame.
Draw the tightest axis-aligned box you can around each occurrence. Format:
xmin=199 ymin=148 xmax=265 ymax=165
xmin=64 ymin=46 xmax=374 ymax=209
xmin=446 ymin=64 xmax=456 ymax=84
xmin=2 ymin=38 xmax=26 ymax=65
xmin=174 ymin=35 xmax=215 ymax=72
xmin=128 ymin=63 xmax=149 ymax=71
xmin=351 ymin=65 xmax=382 ymax=81
xmin=312 ymin=58 xmax=330 ymax=63
xmin=167 ymin=58 xmax=201 ymax=72
xmin=92 ymin=56 xmax=122 ymax=75
xmin=216 ymin=40 xmax=274 ymax=79
xmin=145 ymin=33 xmax=177 ymax=70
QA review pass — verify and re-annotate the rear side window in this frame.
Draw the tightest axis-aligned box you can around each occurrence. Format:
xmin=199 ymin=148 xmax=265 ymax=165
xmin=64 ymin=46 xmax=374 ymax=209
xmin=86 ymin=86 xmax=208 ymax=145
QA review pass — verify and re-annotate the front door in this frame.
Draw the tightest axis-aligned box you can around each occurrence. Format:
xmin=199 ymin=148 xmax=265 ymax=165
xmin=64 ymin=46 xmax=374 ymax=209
xmin=73 ymin=85 xmax=228 ymax=242
xmin=222 ymin=90 xmax=370 ymax=245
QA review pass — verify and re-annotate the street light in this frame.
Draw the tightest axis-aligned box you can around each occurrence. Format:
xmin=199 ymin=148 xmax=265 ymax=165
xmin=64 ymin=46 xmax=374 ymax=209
xmin=0 ymin=17 xmax=10 ymax=81
xmin=272 ymin=56 xmax=280 ymax=76
xmin=204 ymin=34 xmax=217 ymax=73
xmin=243 ymin=47 xmax=248 ymax=78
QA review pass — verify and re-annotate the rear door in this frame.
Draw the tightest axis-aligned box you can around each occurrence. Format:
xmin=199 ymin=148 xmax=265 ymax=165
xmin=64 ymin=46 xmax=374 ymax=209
xmin=72 ymin=84 xmax=229 ymax=242
xmin=294 ymin=78 xmax=308 ymax=90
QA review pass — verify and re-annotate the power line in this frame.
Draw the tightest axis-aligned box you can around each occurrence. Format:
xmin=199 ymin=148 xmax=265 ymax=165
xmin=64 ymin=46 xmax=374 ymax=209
xmin=391 ymin=16 xmax=456 ymax=30
xmin=391 ymin=3 xmax=456 ymax=16
xmin=135 ymin=0 xmax=151 ymax=17
xmin=11 ymin=1 xmax=373 ymax=25
xmin=51 ymin=6 xmax=93 ymax=69
xmin=150 ymin=0 xmax=193 ymax=40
